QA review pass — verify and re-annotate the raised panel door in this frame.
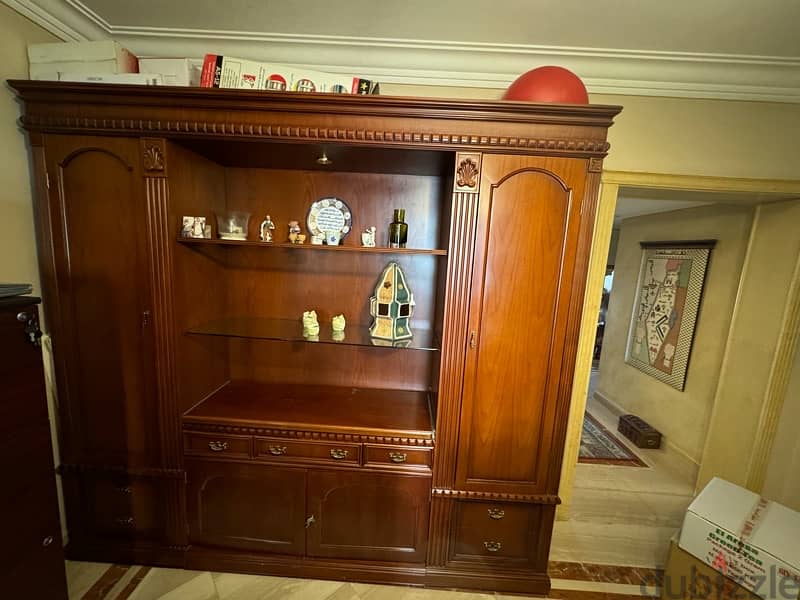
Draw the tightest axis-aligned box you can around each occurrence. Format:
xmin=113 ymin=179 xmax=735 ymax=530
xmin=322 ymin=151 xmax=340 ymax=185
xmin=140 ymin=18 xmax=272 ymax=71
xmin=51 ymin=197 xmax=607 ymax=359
xmin=454 ymin=155 xmax=587 ymax=495
xmin=44 ymin=135 xmax=159 ymax=468
xmin=186 ymin=460 xmax=306 ymax=555
xmin=307 ymin=470 xmax=430 ymax=563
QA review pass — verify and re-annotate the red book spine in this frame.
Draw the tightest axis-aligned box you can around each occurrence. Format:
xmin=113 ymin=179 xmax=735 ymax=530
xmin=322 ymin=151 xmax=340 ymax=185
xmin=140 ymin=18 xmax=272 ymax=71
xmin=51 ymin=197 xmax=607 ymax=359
xmin=200 ymin=54 xmax=217 ymax=88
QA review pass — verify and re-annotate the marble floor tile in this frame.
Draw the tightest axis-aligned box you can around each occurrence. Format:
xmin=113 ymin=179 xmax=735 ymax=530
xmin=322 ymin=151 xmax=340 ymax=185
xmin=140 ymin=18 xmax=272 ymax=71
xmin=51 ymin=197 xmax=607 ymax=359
xmin=65 ymin=560 xmax=113 ymax=600
xmin=127 ymin=567 xmax=217 ymax=600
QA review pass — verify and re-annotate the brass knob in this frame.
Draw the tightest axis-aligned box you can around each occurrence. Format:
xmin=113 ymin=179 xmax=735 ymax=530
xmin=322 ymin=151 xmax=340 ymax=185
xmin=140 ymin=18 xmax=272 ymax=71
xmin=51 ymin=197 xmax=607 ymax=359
xmin=487 ymin=508 xmax=505 ymax=519
xmin=16 ymin=311 xmax=29 ymax=322
xmin=114 ymin=485 xmax=132 ymax=494
xmin=389 ymin=452 xmax=407 ymax=463
xmin=42 ymin=536 xmax=54 ymax=547
xmin=115 ymin=516 xmax=134 ymax=527
xmin=208 ymin=441 xmax=228 ymax=452
xmin=269 ymin=445 xmax=287 ymax=456
xmin=484 ymin=541 xmax=502 ymax=553
xmin=330 ymin=448 xmax=348 ymax=460
xmin=305 ymin=515 xmax=316 ymax=528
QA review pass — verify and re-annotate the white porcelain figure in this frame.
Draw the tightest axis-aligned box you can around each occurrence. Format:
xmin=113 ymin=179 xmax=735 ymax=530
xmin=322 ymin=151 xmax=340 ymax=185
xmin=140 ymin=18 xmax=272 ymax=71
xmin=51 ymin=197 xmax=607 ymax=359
xmin=302 ymin=310 xmax=319 ymax=336
xmin=259 ymin=214 xmax=275 ymax=242
xmin=361 ymin=226 xmax=377 ymax=247
xmin=332 ymin=314 xmax=346 ymax=332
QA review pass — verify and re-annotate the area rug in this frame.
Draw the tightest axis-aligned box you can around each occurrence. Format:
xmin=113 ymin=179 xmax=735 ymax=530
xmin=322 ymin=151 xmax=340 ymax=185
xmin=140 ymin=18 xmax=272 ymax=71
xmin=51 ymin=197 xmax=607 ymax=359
xmin=579 ymin=412 xmax=648 ymax=467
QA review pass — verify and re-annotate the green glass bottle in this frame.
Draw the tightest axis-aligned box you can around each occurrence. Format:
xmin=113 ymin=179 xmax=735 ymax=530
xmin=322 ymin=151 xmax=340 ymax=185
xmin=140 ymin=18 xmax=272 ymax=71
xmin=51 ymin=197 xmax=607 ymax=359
xmin=388 ymin=208 xmax=408 ymax=248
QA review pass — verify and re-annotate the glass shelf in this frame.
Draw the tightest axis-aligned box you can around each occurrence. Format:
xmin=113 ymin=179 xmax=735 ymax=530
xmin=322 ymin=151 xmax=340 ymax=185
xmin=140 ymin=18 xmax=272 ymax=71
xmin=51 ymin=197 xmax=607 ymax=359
xmin=186 ymin=317 xmax=439 ymax=351
xmin=177 ymin=237 xmax=447 ymax=256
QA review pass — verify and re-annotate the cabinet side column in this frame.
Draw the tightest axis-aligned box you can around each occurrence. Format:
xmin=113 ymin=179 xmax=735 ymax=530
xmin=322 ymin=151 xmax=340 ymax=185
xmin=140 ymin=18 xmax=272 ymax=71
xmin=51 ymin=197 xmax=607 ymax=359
xmin=428 ymin=153 xmax=481 ymax=566
xmin=141 ymin=138 xmax=186 ymax=547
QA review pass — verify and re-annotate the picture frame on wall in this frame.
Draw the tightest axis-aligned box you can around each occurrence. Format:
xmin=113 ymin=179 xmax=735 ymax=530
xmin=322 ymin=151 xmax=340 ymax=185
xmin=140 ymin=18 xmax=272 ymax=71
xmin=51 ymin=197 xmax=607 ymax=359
xmin=625 ymin=240 xmax=716 ymax=391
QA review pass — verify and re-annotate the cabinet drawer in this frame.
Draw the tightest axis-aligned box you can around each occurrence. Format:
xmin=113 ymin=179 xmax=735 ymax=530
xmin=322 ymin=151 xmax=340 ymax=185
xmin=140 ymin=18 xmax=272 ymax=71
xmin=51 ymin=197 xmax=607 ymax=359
xmin=450 ymin=501 xmax=546 ymax=568
xmin=254 ymin=437 xmax=360 ymax=466
xmin=76 ymin=476 xmax=166 ymax=541
xmin=184 ymin=431 xmax=252 ymax=459
xmin=363 ymin=445 xmax=432 ymax=471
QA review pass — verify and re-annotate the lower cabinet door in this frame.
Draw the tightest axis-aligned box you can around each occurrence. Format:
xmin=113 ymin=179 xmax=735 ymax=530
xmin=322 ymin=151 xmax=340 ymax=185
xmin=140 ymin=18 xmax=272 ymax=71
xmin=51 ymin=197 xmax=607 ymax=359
xmin=306 ymin=469 xmax=430 ymax=563
xmin=186 ymin=460 xmax=306 ymax=555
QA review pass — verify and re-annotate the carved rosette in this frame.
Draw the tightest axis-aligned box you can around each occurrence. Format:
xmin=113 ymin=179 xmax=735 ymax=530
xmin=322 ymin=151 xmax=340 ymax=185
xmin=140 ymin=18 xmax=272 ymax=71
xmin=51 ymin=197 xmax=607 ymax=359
xmin=141 ymin=138 xmax=166 ymax=176
xmin=455 ymin=155 xmax=481 ymax=192
xmin=588 ymin=157 xmax=603 ymax=173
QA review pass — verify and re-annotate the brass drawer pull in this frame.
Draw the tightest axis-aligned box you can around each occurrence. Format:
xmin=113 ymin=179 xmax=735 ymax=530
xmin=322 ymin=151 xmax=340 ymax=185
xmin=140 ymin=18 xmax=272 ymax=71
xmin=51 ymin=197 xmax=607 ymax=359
xmin=330 ymin=448 xmax=349 ymax=460
xmin=42 ymin=536 xmax=54 ymax=547
xmin=484 ymin=541 xmax=502 ymax=553
xmin=487 ymin=508 xmax=505 ymax=519
xmin=114 ymin=485 xmax=132 ymax=494
xmin=115 ymin=516 xmax=134 ymax=527
xmin=269 ymin=445 xmax=287 ymax=456
xmin=208 ymin=441 xmax=228 ymax=452
xmin=389 ymin=452 xmax=407 ymax=463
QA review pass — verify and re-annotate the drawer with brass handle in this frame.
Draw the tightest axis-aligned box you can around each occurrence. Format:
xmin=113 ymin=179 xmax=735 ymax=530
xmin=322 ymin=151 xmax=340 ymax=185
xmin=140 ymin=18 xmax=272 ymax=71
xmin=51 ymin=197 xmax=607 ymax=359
xmin=450 ymin=500 xmax=545 ymax=567
xmin=184 ymin=432 xmax=251 ymax=459
xmin=254 ymin=437 xmax=360 ymax=466
xmin=363 ymin=444 xmax=432 ymax=471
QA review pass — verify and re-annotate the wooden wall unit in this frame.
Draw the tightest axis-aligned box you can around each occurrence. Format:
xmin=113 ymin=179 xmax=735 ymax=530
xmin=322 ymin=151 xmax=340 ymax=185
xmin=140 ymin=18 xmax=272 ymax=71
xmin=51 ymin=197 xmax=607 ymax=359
xmin=10 ymin=80 xmax=620 ymax=595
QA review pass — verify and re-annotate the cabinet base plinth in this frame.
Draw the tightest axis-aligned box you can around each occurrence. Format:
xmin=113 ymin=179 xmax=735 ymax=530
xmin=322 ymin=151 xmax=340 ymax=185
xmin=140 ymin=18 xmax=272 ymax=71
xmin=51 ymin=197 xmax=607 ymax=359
xmin=425 ymin=567 xmax=550 ymax=596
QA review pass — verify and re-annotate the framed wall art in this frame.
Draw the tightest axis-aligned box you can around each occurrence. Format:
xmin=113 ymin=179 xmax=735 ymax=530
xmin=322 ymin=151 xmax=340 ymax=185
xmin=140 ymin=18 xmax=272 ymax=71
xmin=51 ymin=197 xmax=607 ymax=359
xmin=625 ymin=240 xmax=716 ymax=391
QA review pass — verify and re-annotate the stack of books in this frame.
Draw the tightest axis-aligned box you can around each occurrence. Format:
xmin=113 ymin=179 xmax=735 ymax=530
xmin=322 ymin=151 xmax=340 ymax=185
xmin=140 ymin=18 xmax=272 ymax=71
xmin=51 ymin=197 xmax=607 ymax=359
xmin=0 ymin=283 xmax=33 ymax=298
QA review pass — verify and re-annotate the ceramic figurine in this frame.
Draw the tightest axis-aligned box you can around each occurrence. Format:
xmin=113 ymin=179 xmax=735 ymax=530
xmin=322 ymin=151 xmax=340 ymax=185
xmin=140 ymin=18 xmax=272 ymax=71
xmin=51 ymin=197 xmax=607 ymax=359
xmin=288 ymin=220 xmax=302 ymax=243
xmin=311 ymin=234 xmax=324 ymax=245
xmin=325 ymin=230 xmax=341 ymax=246
xmin=302 ymin=310 xmax=319 ymax=336
xmin=332 ymin=330 xmax=345 ymax=342
xmin=369 ymin=262 xmax=415 ymax=340
xmin=361 ymin=226 xmax=377 ymax=247
xmin=332 ymin=314 xmax=346 ymax=332
xmin=296 ymin=234 xmax=306 ymax=244
xmin=259 ymin=214 xmax=275 ymax=242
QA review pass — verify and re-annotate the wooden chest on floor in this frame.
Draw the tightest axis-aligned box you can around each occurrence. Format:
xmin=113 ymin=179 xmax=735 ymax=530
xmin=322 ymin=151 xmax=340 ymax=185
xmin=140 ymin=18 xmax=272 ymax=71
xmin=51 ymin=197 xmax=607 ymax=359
xmin=618 ymin=414 xmax=662 ymax=449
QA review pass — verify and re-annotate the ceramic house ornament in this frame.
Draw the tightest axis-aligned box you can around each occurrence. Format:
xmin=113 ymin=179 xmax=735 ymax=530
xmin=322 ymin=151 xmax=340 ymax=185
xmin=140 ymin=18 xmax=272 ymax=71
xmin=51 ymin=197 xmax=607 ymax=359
xmin=369 ymin=262 xmax=414 ymax=341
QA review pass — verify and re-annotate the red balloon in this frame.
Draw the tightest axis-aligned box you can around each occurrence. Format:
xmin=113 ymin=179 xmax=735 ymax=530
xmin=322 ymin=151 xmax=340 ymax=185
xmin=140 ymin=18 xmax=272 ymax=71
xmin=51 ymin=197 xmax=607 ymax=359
xmin=502 ymin=66 xmax=589 ymax=104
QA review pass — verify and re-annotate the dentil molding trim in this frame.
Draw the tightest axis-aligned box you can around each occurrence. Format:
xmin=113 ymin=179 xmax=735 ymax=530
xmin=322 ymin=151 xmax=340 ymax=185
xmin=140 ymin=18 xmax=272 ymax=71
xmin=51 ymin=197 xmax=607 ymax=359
xmin=5 ymin=0 xmax=800 ymax=103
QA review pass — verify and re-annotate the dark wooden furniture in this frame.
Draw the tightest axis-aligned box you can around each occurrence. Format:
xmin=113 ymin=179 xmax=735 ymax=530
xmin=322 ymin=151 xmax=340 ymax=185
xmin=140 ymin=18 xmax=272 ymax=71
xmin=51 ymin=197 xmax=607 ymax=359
xmin=10 ymin=80 xmax=620 ymax=594
xmin=619 ymin=414 xmax=662 ymax=449
xmin=0 ymin=296 xmax=68 ymax=598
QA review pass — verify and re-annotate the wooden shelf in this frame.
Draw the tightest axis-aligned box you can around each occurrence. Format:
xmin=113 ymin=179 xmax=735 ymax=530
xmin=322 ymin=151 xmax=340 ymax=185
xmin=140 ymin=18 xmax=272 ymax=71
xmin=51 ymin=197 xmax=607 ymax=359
xmin=186 ymin=317 xmax=439 ymax=351
xmin=177 ymin=237 xmax=447 ymax=256
xmin=183 ymin=380 xmax=434 ymax=439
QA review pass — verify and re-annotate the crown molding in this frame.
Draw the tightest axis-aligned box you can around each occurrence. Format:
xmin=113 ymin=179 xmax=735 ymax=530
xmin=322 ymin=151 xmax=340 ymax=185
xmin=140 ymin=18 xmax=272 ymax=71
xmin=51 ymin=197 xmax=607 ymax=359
xmin=7 ymin=0 xmax=800 ymax=103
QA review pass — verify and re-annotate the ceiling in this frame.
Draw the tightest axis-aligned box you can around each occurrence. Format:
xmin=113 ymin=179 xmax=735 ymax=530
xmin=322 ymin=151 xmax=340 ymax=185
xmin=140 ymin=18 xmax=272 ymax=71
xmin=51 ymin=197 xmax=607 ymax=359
xmin=7 ymin=0 xmax=800 ymax=101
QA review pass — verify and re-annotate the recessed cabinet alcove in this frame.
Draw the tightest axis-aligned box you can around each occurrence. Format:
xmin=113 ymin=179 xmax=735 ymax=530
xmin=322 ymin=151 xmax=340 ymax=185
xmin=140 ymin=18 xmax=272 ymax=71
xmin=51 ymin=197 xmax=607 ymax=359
xmin=10 ymin=80 xmax=619 ymax=595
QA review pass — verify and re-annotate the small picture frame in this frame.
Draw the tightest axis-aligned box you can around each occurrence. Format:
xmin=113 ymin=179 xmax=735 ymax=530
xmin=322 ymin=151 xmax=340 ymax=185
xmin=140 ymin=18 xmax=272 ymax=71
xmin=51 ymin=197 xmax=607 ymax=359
xmin=181 ymin=216 xmax=211 ymax=239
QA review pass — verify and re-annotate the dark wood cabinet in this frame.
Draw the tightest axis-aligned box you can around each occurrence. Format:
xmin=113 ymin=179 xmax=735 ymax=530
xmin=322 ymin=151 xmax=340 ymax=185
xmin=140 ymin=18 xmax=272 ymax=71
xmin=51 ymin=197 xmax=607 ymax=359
xmin=10 ymin=80 xmax=619 ymax=594
xmin=307 ymin=470 xmax=430 ymax=563
xmin=0 ymin=297 xmax=68 ymax=599
xmin=187 ymin=460 xmax=307 ymax=555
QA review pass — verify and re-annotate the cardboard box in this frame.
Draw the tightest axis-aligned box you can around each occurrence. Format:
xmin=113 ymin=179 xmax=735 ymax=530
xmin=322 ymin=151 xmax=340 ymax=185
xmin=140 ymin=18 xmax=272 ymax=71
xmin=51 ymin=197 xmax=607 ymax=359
xmin=679 ymin=478 xmax=800 ymax=600
xmin=57 ymin=73 xmax=163 ymax=85
xmin=28 ymin=40 xmax=138 ymax=80
xmin=139 ymin=58 xmax=200 ymax=87
xmin=663 ymin=540 xmax=766 ymax=600
xmin=200 ymin=54 xmax=379 ymax=94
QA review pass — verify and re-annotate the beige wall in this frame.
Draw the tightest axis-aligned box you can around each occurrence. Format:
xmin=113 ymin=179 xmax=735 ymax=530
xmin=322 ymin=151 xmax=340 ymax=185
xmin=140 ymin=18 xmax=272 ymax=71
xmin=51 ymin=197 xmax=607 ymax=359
xmin=0 ymin=5 xmax=57 ymax=294
xmin=763 ymin=343 xmax=800 ymax=511
xmin=595 ymin=203 xmax=754 ymax=464
xmin=698 ymin=198 xmax=800 ymax=492
xmin=383 ymin=84 xmax=800 ymax=181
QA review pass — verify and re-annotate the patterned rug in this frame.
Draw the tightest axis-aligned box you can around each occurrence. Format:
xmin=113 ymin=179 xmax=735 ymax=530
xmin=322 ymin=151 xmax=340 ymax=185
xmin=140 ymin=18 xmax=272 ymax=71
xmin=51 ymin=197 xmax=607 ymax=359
xmin=579 ymin=412 xmax=647 ymax=467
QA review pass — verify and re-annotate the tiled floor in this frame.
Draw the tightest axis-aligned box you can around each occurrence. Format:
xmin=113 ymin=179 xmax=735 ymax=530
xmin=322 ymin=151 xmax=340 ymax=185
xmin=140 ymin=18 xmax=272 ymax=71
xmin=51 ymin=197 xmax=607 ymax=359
xmin=550 ymin=377 xmax=695 ymax=568
xmin=67 ymin=560 xmax=661 ymax=600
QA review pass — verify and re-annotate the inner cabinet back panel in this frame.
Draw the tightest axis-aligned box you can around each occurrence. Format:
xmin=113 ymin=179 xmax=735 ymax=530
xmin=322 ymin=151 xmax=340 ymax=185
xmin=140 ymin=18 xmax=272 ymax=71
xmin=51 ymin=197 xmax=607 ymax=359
xmin=167 ymin=142 xmax=230 ymax=414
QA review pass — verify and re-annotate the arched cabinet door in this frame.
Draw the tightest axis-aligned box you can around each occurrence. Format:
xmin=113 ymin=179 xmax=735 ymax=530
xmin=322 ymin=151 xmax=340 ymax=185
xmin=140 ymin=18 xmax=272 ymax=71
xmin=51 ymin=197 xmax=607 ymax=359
xmin=454 ymin=155 xmax=588 ymax=496
xmin=43 ymin=135 xmax=160 ymax=468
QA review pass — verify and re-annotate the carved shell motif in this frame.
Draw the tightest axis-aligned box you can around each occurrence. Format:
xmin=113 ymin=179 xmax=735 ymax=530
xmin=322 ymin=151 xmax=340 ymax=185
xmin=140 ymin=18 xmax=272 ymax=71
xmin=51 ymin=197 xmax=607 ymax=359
xmin=143 ymin=144 xmax=165 ymax=171
xmin=456 ymin=157 xmax=479 ymax=189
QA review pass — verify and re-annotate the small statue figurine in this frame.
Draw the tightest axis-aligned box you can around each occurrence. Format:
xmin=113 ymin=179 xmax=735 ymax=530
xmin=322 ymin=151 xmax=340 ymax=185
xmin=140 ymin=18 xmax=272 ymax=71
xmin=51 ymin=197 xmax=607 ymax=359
xmin=259 ymin=214 xmax=275 ymax=242
xmin=361 ymin=226 xmax=377 ymax=247
xmin=332 ymin=314 xmax=346 ymax=332
xmin=302 ymin=310 xmax=319 ymax=337
xmin=288 ymin=220 xmax=302 ymax=243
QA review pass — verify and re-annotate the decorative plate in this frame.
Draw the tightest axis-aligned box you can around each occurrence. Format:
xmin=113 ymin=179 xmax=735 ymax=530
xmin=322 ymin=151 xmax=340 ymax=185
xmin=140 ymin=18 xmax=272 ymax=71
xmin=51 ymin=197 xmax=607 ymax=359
xmin=307 ymin=197 xmax=352 ymax=239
